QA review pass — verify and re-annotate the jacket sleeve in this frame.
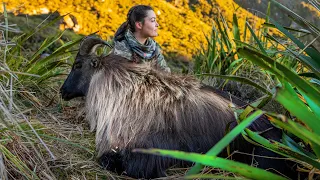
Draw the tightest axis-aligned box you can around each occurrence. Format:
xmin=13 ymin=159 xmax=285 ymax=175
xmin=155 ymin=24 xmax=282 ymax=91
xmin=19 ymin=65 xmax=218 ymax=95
xmin=156 ymin=45 xmax=171 ymax=73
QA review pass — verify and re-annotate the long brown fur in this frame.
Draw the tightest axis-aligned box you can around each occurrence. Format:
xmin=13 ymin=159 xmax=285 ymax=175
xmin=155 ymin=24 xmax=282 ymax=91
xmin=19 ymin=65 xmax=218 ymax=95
xmin=86 ymin=55 xmax=235 ymax=157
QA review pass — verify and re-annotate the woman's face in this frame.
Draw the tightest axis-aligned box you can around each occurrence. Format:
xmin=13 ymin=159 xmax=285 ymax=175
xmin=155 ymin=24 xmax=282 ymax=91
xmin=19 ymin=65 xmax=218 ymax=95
xmin=140 ymin=10 xmax=159 ymax=38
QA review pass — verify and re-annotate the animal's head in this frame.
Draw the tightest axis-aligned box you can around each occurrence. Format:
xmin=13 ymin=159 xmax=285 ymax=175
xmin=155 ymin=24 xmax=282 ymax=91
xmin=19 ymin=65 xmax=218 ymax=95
xmin=60 ymin=36 xmax=112 ymax=101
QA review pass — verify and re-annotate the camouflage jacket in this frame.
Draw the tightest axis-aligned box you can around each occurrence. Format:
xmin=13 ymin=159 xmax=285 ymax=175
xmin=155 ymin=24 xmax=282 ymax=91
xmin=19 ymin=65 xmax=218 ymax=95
xmin=110 ymin=39 xmax=171 ymax=72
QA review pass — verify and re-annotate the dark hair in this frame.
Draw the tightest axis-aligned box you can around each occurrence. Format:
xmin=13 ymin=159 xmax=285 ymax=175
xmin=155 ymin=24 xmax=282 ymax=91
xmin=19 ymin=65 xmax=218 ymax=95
xmin=114 ymin=5 xmax=153 ymax=41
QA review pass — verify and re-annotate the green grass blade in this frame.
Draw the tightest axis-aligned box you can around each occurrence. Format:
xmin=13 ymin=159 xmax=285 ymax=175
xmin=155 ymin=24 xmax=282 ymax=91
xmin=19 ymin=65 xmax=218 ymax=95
xmin=268 ymin=110 xmax=320 ymax=158
xmin=3 ymin=3 xmax=8 ymax=41
xmin=237 ymin=47 xmax=320 ymax=107
xmin=220 ymin=14 xmax=233 ymax=51
xmin=26 ymin=31 xmax=65 ymax=69
xmin=187 ymin=110 xmax=265 ymax=175
xmin=232 ymin=96 xmax=270 ymax=119
xmin=8 ymin=13 xmax=66 ymax=60
xmin=25 ymin=53 xmax=65 ymax=75
xmin=28 ymin=37 xmax=49 ymax=63
xmin=232 ymin=13 xmax=241 ymax=42
xmin=270 ymin=0 xmax=320 ymax=35
xmin=33 ymin=61 xmax=64 ymax=76
xmin=243 ymin=17 xmax=248 ymax=43
xmin=21 ymin=13 xmax=67 ymax=44
xmin=26 ymin=132 xmax=94 ymax=154
xmin=245 ymin=22 xmax=267 ymax=55
xmin=185 ymin=174 xmax=248 ymax=179
xmin=200 ymin=74 xmax=272 ymax=96
xmin=210 ymin=109 xmax=264 ymax=153
xmin=266 ymin=114 xmax=320 ymax=147
xmin=299 ymin=88 xmax=320 ymax=118
xmin=268 ymin=17 xmax=320 ymax=69
xmin=216 ymin=17 xmax=231 ymax=51
xmin=275 ymin=82 xmax=320 ymax=157
xmin=263 ymin=0 xmax=271 ymax=48
xmin=0 ymin=144 xmax=40 ymax=179
xmin=51 ymin=37 xmax=82 ymax=55
xmin=262 ymin=22 xmax=311 ymax=34
xmin=6 ymin=17 xmax=66 ymax=72
xmin=227 ymin=59 xmax=245 ymax=81
xmin=275 ymin=82 xmax=320 ymax=135
xmin=282 ymin=133 xmax=317 ymax=159
xmin=265 ymin=1 xmax=271 ymax=24
xmin=264 ymin=33 xmax=320 ymax=77
xmin=11 ymin=56 xmax=26 ymax=72
xmin=233 ymin=39 xmax=259 ymax=50
xmin=36 ymin=67 xmax=68 ymax=84
xmin=228 ymin=58 xmax=243 ymax=71
xmin=26 ymin=38 xmax=81 ymax=75
xmin=207 ymin=28 xmax=217 ymax=73
xmin=250 ymin=95 xmax=272 ymax=109
xmin=134 ymin=148 xmax=286 ymax=180
xmin=245 ymin=129 xmax=320 ymax=169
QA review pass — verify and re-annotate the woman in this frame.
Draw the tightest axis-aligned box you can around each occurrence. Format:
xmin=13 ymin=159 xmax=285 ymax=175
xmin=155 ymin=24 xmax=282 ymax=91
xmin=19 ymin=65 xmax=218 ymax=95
xmin=111 ymin=5 xmax=171 ymax=72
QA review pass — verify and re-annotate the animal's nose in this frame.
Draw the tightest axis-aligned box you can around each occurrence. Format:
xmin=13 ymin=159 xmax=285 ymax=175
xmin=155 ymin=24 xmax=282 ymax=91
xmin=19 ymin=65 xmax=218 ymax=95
xmin=59 ymin=85 xmax=65 ymax=94
xmin=59 ymin=86 xmax=69 ymax=100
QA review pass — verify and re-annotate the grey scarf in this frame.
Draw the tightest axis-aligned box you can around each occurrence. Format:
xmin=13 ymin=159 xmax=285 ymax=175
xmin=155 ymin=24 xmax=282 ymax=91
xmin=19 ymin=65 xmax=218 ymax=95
xmin=124 ymin=30 xmax=158 ymax=60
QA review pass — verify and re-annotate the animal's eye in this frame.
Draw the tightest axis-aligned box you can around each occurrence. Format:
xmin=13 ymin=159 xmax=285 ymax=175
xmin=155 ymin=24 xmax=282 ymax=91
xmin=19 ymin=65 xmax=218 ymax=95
xmin=74 ymin=63 xmax=82 ymax=69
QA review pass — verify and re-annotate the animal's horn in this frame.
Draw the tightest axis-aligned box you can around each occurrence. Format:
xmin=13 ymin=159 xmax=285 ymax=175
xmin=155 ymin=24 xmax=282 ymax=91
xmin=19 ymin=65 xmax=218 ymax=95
xmin=79 ymin=36 xmax=113 ymax=56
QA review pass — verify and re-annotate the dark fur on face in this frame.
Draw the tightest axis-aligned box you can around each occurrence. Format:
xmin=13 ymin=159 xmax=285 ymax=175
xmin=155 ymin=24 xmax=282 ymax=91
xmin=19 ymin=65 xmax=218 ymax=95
xmin=60 ymin=37 xmax=299 ymax=179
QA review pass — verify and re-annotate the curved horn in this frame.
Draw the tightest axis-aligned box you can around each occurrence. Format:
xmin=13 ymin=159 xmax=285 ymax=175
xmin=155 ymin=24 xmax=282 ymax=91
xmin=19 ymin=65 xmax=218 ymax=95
xmin=79 ymin=36 xmax=113 ymax=56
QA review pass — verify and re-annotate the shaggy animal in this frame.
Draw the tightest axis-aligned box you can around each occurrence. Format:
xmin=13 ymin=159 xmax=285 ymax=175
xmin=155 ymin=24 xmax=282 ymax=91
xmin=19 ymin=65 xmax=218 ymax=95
xmin=60 ymin=36 xmax=297 ymax=179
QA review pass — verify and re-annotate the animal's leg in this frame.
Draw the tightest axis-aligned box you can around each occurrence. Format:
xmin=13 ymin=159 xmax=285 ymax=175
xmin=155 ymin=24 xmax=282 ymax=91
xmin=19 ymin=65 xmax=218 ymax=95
xmin=120 ymin=150 xmax=169 ymax=179
xmin=119 ymin=133 xmax=192 ymax=179
xmin=98 ymin=150 xmax=124 ymax=174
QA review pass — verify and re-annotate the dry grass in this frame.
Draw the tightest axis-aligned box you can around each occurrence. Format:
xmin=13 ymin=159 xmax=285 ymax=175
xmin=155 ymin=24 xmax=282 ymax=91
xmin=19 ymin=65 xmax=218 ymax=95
xmin=0 ymin=94 xmax=112 ymax=179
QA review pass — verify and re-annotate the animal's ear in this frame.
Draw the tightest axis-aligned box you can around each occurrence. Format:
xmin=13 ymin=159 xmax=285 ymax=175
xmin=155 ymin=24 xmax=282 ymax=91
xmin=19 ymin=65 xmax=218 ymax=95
xmin=91 ymin=59 xmax=99 ymax=68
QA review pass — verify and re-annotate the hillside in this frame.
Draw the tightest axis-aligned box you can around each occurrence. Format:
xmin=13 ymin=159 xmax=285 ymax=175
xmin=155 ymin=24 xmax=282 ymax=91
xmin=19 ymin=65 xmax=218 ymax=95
xmin=2 ymin=0 xmax=319 ymax=57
